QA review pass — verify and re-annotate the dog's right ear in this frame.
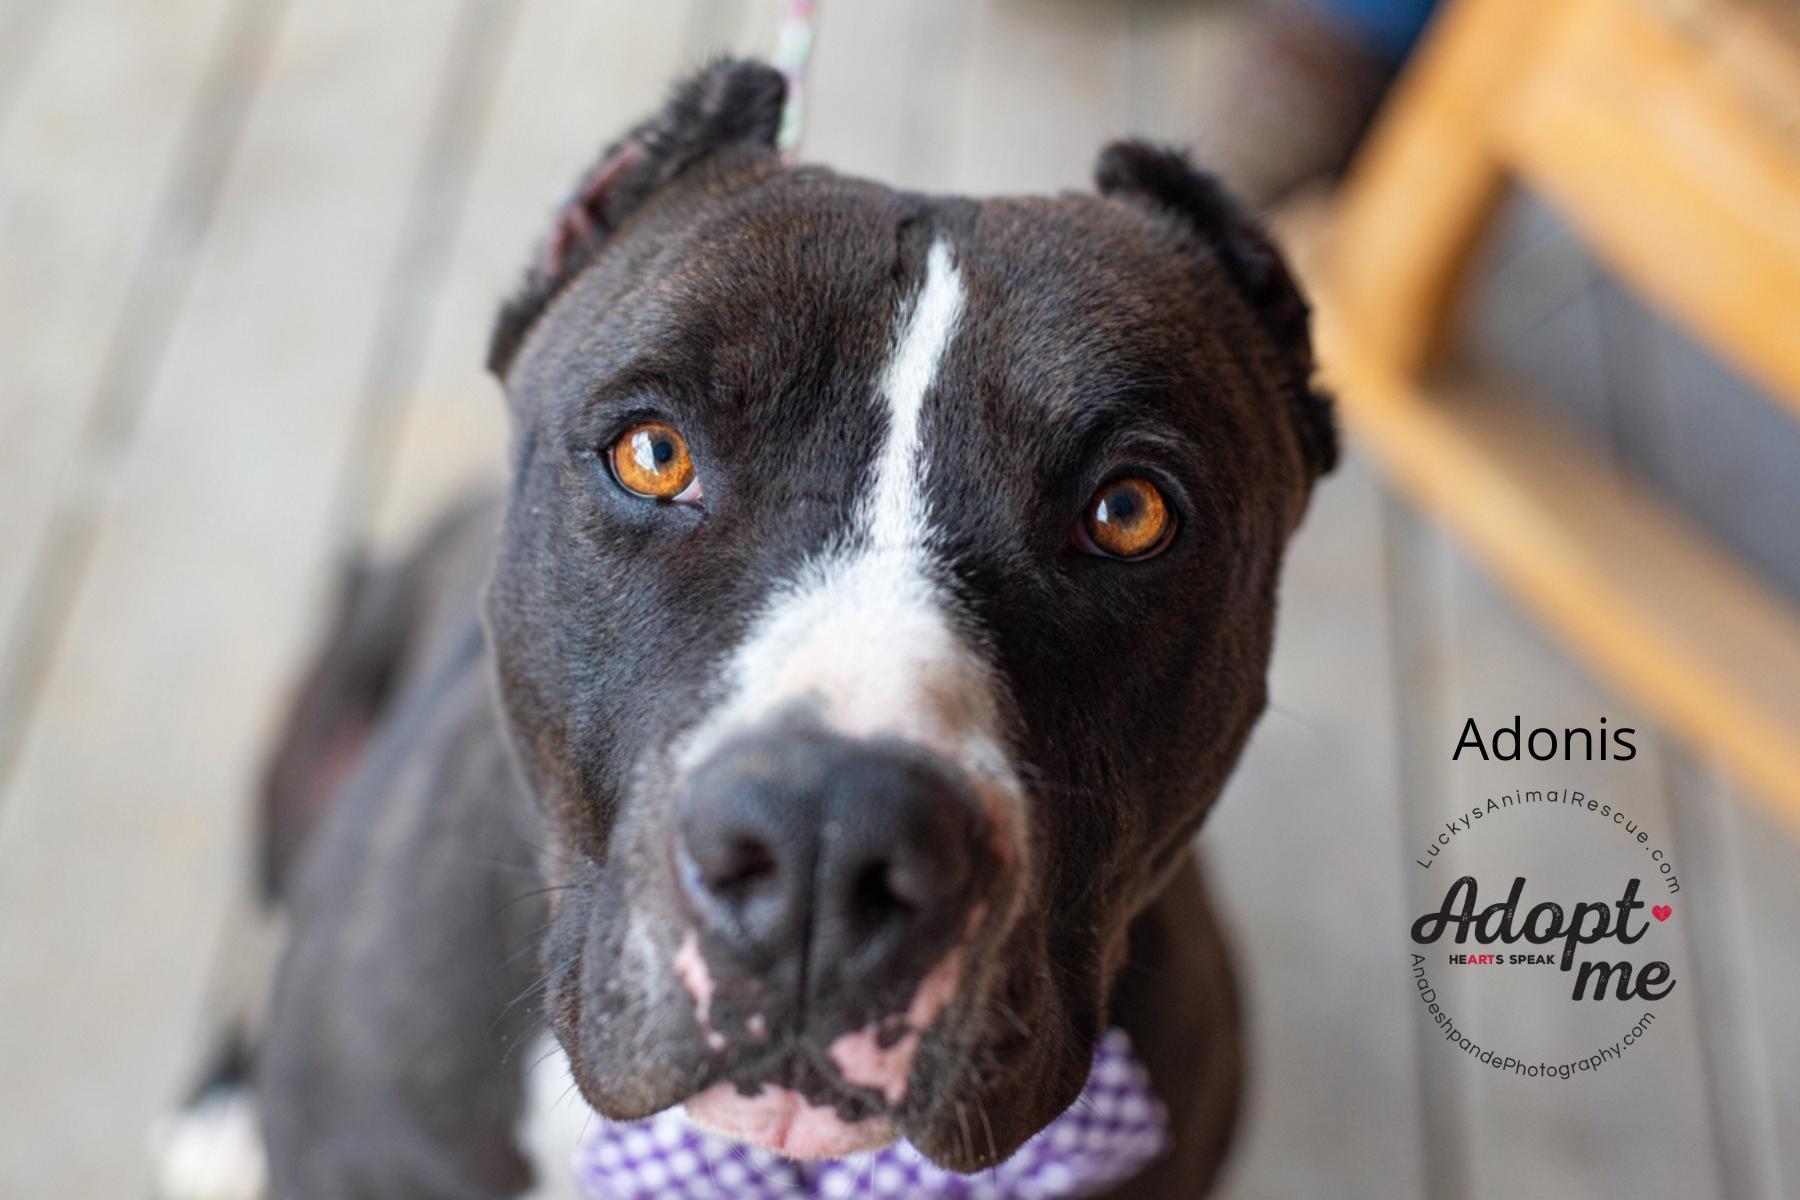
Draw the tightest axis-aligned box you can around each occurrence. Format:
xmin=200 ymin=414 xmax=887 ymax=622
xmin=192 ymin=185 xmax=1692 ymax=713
xmin=1095 ymin=141 xmax=1338 ymax=483
xmin=487 ymin=59 xmax=787 ymax=377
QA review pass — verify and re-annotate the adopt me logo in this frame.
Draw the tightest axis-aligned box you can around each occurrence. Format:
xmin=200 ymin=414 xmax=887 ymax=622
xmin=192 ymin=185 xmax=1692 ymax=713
xmin=1406 ymin=716 xmax=1683 ymax=1080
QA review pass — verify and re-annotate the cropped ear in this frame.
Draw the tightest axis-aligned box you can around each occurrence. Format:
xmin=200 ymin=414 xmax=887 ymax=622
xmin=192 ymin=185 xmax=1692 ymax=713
xmin=487 ymin=59 xmax=787 ymax=377
xmin=1095 ymin=141 xmax=1338 ymax=480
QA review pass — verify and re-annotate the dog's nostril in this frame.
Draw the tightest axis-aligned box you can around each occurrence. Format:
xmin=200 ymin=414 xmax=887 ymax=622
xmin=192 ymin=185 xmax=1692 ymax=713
xmin=681 ymin=834 xmax=780 ymax=900
xmin=852 ymin=861 xmax=918 ymax=924
xmin=709 ymin=837 xmax=778 ymax=895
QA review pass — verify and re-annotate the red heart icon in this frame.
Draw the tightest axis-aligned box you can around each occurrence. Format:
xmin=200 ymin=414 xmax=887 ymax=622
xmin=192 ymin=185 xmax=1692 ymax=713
xmin=1652 ymin=905 xmax=1672 ymax=922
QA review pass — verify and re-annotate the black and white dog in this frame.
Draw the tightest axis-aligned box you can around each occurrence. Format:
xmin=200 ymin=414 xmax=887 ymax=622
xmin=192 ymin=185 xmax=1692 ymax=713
xmin=178 ymin=60 xmax=1334 ymax=1200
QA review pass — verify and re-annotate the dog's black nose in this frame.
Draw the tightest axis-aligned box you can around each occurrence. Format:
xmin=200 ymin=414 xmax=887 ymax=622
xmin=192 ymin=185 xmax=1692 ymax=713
xmin=676 ymin=728 xmax=989 ymax=1005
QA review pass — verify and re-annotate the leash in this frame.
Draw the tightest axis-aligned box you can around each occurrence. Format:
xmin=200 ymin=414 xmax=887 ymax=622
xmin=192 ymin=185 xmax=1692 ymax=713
xmin=773 ymin=0 xmax=818 ymax=160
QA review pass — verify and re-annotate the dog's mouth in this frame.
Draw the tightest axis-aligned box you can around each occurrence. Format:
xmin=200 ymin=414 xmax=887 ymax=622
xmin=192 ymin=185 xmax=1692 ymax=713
xmin=660 ymin=1032 xmax=904 ymax=1158
xmin=552 ymin=920 xmax=1079 ymax=1179
xmin=684 ymin=1081 xmax=897 ymax=1159
xmin=652 ymin=928 xmax=973 ymax=1157
xmin=546 ymin=879 xmax=1004 ymax=1164
xmin=554 ymin=978 xmax=955 ymax=1162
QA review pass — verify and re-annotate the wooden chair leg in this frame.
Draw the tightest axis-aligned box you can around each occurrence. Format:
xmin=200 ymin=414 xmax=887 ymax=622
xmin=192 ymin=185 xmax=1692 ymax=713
xmin=1495 ymin=0 xmax=1800 ymax=413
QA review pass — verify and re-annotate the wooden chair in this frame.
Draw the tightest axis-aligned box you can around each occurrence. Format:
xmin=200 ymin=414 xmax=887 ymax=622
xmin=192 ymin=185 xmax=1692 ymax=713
xmin=1288 ymin=0 xmax=1800 ymax=833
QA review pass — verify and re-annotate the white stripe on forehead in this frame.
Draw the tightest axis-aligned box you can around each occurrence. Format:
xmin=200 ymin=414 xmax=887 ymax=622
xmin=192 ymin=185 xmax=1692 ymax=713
xmin=867 ymin=238 xmax=963 ymax=549
xmin=674 ymin=238 xmax=1016 ymax=799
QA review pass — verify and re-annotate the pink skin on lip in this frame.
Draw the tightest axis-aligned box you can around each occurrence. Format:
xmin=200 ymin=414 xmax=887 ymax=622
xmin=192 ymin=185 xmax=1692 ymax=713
xmin=674 ymin=930 xmax=727 ymax=1052
xmin=675 ymin=933 xmax=899 ymax=1157
xmin=828 ymin=945 xmax=965 ymax=1105
xmin=685 ymin=1084 xmax=896 ymax=1158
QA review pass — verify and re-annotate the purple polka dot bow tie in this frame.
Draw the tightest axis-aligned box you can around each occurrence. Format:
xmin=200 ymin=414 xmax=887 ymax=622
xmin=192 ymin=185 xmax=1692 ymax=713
xmin=573 ymin=1029 xmax=1168 ymax=1199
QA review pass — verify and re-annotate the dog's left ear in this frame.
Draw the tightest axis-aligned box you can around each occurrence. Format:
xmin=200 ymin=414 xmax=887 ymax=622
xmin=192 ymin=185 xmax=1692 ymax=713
xmin=1095 ymin=141 xmax=1338 ymax=481
xmin=488 ymin=59 xmax=787 ymax=377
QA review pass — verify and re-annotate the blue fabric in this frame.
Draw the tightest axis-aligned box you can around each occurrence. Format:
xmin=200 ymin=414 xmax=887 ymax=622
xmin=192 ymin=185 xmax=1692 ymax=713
xmin=1310 ymin=0 xmax=1438 ymax=61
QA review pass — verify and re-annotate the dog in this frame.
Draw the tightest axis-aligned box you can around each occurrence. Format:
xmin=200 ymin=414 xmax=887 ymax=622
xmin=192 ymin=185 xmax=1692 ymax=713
xmin=201 ymin=58 xmax=1335 ymax=1200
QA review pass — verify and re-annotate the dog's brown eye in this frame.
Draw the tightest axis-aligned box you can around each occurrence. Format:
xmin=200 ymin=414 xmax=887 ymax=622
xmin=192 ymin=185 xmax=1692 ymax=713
xmin=610 ymin=422 xmax=697 ymax=500
xmin=1082 ymin=477 xmax=1174 ymax=559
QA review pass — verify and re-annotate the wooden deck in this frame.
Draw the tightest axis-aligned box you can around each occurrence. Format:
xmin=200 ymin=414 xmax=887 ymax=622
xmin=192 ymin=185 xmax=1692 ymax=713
xmin=1 ymin=2 xmax=1795 ymax=1197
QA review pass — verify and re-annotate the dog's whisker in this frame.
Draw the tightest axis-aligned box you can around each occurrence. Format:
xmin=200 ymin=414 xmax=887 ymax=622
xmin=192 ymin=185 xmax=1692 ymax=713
xmin=732 ymin=1142 xmax=785 ymax=1190
xmin=994 ymin=999 xmax=1033 ymax=1042
xmin=497 ymin=1017 xmax=551 ymax=1067
xmin=489 ymin=954 xmax=578 ymax=1036
xmin=510 ymin=834 xmax=570 ymax=864
xmin=522 ymin=1041 xmax=567 ymax=1081
xmin=1264 ymin=701 xmax=1328 ymax=737
xmin=494 ymin=883 xmax=578 ymax=917
xmin=699 ymin=1136 xmax=723 ymax=1192
xmin=1006 ymin=757 xmax=1129 ymax=803
xmin=488 ymin=919 xmax=559 ymax=975
xmin=976 ymin=1099 xmax=1000 ymax=1172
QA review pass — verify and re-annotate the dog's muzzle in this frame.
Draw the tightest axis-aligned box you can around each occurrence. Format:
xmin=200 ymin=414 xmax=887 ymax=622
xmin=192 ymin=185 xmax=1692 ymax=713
xmin=661 ymin=725 xmax=1001 ymax=1153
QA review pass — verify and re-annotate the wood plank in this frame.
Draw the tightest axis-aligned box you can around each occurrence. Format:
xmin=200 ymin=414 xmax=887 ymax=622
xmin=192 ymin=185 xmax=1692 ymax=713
xmin=0 ymin=3 xmax=483 ymax=1194
xmin=318 ymin=0 xmax=519 ymax=554
xmin=891 ymin=0 xmax=979 ymax=192
xmin=1379 ymin=497 xmax=1478 ymax=1200
xmin=1425 ymin=555 xmax=1722 ymax=1198
xmin=1709 ymin=777 xmax=1800 ymax=1192
xmin=1660 ymin=753 xmax=1789 ymax=1198
xmin=1460 ymin=196 xmax=1615 ymax=448
xmin=1205 ymin=456 xmax=1432 ymax=1199
xmin=1640 ymin=315 xmax=1800 ymax=603
xmin=804 ymin=0 xmax=912 ymax=183
xmin=0 ymin=0 xmax=60 ymax=128
xmin=1123 ymin=0 xmax=1264 ymax=158
xmin=0 ymin=0 xmax=252 ymax=769
xmin=938 ymin=0 xmax=1133 ymax=196
xmin=683 ymin=0 xmax=782 ymax=63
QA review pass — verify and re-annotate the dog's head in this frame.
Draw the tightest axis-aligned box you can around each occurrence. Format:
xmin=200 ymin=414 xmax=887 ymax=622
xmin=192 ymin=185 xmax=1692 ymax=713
xmin=485 ymin=61 xmax=1333 ymax=1168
